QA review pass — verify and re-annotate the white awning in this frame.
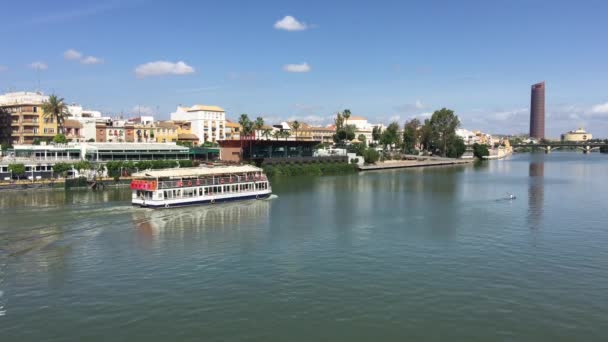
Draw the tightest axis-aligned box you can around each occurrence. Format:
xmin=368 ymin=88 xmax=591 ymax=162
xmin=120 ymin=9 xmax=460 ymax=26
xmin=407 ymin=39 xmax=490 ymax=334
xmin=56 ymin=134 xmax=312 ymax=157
xmin=132 ymin=165 xmax=262 ymax=179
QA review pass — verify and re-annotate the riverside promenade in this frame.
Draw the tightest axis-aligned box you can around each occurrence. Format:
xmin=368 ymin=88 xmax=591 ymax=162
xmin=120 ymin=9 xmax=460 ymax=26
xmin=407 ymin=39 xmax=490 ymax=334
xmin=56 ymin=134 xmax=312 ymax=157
xmin=358 ymin=155 xmax=474 ymax=171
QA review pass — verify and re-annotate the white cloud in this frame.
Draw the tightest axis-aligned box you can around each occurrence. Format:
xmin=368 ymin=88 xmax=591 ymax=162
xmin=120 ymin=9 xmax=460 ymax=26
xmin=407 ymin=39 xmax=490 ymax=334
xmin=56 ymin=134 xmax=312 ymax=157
xmin=131 ymin=105 xmax=156 ymax=116
xmin=287 ymin=115 xmax=326 ymax=124
xmin=80 ymin=56 xmax=103 ymax=65
xmin=29 ymin=61 xmax=48 ymax=70
xmin=591 ymin=102 xmax=608 ymax=114
xmin=64 ymin=49 xmax=82 ymax=60
xmin=274 ymin=16 xmax=308 ymax=31
xmin=283 ymin=62 xmax=311 ymax=73
xmin=389 ymin=115 xmax=401 ymax=122
xmin=0 ymin=65 xmax=7 ymax=72
xmin=64 ymin=49 xmax=103 ymax=65
xmin=395 ymin=100 xmax=426 ymax=114
xmin=134 ymin=61 xmax=195 ymax=78
xmin=491 ymin=108 xmax=528 ymax=121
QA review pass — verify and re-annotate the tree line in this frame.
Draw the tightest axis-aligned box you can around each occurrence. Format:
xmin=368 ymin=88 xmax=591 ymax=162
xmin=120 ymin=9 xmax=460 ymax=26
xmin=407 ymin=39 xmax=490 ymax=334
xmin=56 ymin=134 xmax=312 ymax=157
xmin=332 ymin=107 xmax=469 ymax=162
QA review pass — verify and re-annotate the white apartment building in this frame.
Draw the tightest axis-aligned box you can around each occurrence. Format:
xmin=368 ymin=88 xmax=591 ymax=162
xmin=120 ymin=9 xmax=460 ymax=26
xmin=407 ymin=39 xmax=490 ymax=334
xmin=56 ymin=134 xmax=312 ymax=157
xmin=170 ymin=105 xmax=226 ymax=143
xmin=67 ymin=104 xmax=103 ymax=119
xmin=345 ymin=116 xmax=384 ymax=143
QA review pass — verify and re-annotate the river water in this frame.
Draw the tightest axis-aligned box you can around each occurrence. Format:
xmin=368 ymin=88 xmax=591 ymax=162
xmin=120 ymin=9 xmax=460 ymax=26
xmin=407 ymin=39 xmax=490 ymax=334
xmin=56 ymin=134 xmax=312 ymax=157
xmin=1 ymin=152 xmax=607 ymax=341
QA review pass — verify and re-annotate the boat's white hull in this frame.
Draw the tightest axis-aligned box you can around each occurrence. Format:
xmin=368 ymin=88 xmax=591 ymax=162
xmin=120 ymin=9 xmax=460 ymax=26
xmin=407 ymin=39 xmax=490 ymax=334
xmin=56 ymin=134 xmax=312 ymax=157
xmin=132 ymin=190 xmax=272 ymax=209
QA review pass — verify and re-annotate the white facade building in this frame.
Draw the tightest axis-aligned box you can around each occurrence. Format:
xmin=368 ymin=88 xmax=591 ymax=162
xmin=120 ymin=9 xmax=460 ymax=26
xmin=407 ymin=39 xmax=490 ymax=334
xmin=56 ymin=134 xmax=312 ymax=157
xmin=0 ymin=91 xmax=48 ymax=105
xmin=67 ymin=104 xmax=103 ymax=119
xmin=345 ymin=116 xmax=383 ymax=143
xmin=170 ymin=105 xmax=226 ymax=143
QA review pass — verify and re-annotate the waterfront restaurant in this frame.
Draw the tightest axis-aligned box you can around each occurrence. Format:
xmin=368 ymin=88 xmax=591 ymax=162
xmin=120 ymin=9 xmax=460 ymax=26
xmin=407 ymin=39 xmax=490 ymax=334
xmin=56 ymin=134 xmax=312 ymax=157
xmin=218 ymin=139 xmax=321 ymax=163
xmin=82 ymin=143 xmax=190 ymax=162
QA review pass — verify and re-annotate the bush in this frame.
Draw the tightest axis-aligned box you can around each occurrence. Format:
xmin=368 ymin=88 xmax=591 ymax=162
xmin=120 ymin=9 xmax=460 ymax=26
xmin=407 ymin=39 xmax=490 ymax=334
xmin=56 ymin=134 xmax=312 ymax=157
xmin=52 ymin=162 xmax=73 ymax=177
xmin=52 ymin=134 xmax=68 ymax=144
xmin=446 ymin=136 xmax=466 ymax=158
xmin=178 ymin=160 xmax=194 ymax=167
xmin=362 ymin=148 xmax=380 ymax=164
xmin=473 ymin=143 xmax=490 ymax=159
xmin=350 ymin=158 xmax=359 ymax=164
xmin=262 ymin=162 xmax=356 ymax=177
xmin=8 ymin=163 xmax=26 ymax=178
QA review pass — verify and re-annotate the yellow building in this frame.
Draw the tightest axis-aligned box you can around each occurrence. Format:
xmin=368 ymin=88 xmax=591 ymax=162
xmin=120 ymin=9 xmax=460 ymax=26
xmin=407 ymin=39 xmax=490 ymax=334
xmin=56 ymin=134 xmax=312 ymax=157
xmin=561 ymin=128 xmax=592 ymax=142
xmin=0 ymin=92 xmax=59 ymax=145
xmin=225 ymin=120 xmax=241 ymax=140
xmin=153 ymin=120 xmax=199 ymax=145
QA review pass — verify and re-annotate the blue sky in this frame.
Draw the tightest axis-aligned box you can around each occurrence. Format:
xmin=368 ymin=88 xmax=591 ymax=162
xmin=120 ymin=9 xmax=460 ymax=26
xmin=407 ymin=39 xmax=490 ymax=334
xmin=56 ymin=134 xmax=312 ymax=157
xmin=1 ymin=0 xmax=608 ymax=137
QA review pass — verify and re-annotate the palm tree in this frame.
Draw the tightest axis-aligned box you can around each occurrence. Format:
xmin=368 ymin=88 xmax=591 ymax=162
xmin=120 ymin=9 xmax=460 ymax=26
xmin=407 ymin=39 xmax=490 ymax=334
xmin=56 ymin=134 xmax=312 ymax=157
xmin=272 ymin=130 xmax=281 ymax=141
xmin=253 ymin=117 xmax=264 ymax=140
xmin=238 ymin=114 xmax=253 ymax=138
xmin=42 ymin=94 xmax=69 ymax=134
xmin=281 ymin=130 xmax=290 ymax=141
xmin=262 ymin=128 xmax=273 ymax=140
xmin=343 ymin=109 xmax=351 ymax=126
xmin=291 ymin=120 xmax=301 ymax=141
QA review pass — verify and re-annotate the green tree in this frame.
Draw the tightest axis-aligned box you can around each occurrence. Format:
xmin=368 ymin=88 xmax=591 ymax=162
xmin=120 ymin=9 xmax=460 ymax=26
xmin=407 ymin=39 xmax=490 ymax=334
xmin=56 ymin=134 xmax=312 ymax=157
xmin=342 ymin=109 xmax=351 ymax=125
xmin=350 ymin=141 xmax=367 ymax=156
xmin=238 ymin=114 xmax=253 ymax=138
xmin=272 ymin=130 xmax=281 ymax=141
xmin=291 ymin=120 xmax=301 ymax=141
xmin=357 ymin=134 xmax=367 ymax=144
xmin=446 ymin=136 xmax=466 ymax=158
xmin=380 ymin=122 xmax=400 ymax=150
xmin=333 ymin=125 xmax=355 ymax=144
xmin=52 ymin=134 xmax=68 ymax=144
xmin=262 ymin=128 xmax=273 ymax=140
xmin=419 ymin=119 xmax=432 ymax=152
xmin=41 ymin=94 xmax=69 ymax=134
xmin=372 ymin=126 xmax=382 ymax=142
xmin=253 ymin=117 xmax=265 ymax=139
xmin=73 ymin=160 xmax=92 ymax=173
xmin=334 ymin=112 xmax=344 ymax=130
xmin=52 ymin=162 xmax=73 ymax=177
xmin=428 ymin=108 xmax=460 ymax=157
xmin=280 ymin=130 xmax=290 ymax=140
xmin=473 ymin=143 xmax=490 ymax=159
xmin=403 ymin=118 xmax=421 ymax=154
xmin=87 ymin=138 xmax=95 ymax=142
xmin=362 ymin=148 xmax=380 ymax=164
xmin=8 ymin=163 xmax=26 ymax=179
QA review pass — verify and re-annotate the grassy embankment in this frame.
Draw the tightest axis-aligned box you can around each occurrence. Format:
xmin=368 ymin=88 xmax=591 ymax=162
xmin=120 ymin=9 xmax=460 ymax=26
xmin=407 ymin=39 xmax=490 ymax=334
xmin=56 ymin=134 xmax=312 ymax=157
xmin=262 ymin=162 xmax=357 ymax=177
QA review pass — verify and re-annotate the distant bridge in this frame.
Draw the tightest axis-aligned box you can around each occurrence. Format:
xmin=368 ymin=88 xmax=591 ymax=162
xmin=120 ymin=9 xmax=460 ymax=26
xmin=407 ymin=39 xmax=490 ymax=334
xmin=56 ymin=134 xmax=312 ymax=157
xmin=511 ymin=142 xmax=607 ymax=154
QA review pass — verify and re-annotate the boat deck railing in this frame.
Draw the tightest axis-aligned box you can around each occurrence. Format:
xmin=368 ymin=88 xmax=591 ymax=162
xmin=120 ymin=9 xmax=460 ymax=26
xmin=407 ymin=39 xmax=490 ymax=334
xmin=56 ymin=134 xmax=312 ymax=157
xmin=157 ymin=174 xmax=267 ymax=189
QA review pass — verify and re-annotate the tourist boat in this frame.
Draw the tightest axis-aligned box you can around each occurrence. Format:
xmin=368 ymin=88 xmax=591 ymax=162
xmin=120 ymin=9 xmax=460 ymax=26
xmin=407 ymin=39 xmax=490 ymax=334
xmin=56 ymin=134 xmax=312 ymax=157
xmin=130 ymin=165 xmax=272 ymax=208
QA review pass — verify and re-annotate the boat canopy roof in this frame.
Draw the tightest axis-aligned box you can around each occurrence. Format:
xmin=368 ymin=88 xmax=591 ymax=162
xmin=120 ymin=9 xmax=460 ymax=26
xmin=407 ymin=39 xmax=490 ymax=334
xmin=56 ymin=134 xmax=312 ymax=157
xmin=132 ymin=165 xmax=263 ymax=179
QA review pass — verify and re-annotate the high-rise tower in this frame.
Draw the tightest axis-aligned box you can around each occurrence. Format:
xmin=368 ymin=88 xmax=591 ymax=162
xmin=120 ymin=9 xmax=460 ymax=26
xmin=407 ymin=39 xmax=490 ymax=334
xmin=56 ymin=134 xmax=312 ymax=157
xmin=529 ymin=82 xmax=545 ymax=139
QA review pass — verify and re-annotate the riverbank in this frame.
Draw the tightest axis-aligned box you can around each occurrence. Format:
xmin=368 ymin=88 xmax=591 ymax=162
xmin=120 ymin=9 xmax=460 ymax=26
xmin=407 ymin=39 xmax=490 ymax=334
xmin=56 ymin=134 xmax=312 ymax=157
xmin=0 ymin=177 xmax=131 ymax=192
xmin=262 ymin=162 xmax=357 ymax=177
xmin=359 ymin=157 xmax=474 ymax=171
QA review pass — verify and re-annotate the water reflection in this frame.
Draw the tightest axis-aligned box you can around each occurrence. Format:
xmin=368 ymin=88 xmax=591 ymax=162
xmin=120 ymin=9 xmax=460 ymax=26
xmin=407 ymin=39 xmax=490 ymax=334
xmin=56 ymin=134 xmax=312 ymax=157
xmin=528 ymin=157 xmax=545 ymax=229
xmin=131 ymin=199 xmax=272 ymax=241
